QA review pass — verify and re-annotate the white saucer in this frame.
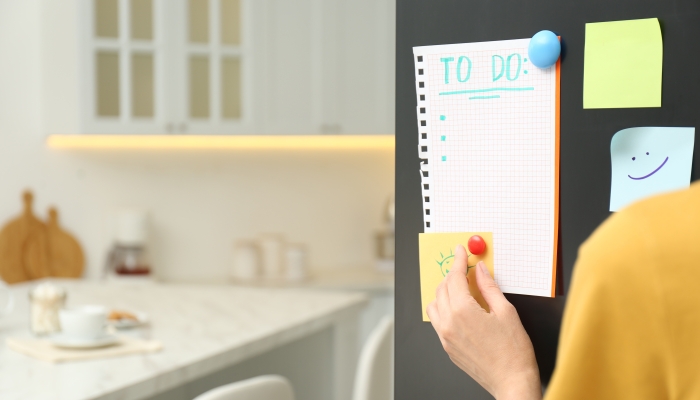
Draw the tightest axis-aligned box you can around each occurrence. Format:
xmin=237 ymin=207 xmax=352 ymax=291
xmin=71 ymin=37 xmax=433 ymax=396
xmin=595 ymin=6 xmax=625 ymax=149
xmin=49 ymin=333 xmax=119 ymax=349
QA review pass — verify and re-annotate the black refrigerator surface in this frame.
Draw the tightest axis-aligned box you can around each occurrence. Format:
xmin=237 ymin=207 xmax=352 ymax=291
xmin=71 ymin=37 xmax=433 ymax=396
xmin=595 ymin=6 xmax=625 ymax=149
xmin=395 ymin=0 xmax=700 ymax=398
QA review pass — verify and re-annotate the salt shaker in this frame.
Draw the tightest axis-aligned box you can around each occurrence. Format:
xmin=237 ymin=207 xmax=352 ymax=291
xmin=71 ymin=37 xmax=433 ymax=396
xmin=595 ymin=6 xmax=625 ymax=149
xmin=29 ymin=282 xmax=66 ymax=335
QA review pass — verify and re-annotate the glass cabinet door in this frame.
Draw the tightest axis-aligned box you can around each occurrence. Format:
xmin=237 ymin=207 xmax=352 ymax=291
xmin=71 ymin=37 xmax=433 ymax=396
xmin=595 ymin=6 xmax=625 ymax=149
xmin=87 ymin=0 xmax=163 ymax=133
xmin=180 ymin=0 xmax=249 ymax=134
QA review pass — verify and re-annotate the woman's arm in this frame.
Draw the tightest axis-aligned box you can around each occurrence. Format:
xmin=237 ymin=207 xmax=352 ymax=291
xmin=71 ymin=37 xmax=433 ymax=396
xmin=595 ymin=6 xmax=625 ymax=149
xmin=427 ymin=244 xmax=541 ymax=400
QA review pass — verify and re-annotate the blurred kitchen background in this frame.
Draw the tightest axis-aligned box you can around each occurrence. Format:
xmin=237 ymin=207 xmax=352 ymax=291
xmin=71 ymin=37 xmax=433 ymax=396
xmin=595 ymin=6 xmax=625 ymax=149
xmin=0 ymin=0 xmax=395 ymax=399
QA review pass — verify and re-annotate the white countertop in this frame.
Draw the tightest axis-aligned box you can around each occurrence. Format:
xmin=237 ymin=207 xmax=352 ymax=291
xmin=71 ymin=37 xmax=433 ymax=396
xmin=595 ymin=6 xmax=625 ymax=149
xmin=305 ymin=268 xmax=394 ymax=292
xmin=223 ymin=268 xmax=395 ymax=293
xmin=0 ymin=280 xmax=368 ymax=400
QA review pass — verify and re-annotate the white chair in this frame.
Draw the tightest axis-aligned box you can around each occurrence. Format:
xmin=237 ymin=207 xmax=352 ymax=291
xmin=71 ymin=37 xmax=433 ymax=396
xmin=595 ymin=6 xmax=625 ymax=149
xmin=352 ymin=316 xmax=394 ymax=400
xmin=193 ymin=375 xmax=295 ymax=400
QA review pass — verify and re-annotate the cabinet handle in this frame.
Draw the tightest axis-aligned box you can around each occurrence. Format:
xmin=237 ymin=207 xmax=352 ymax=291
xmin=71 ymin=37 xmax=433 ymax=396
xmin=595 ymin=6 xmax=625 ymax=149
xmin=179 ymin=123 xmax=188 ymax=132
xmin=166 ymin=123 xmax=174 ymax=133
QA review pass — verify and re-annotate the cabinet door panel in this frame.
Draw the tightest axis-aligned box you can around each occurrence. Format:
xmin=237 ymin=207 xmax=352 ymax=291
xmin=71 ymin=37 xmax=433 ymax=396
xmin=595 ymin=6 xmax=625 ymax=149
xmin=220 ymin=0 xmax=241 ymax=45
xmin=188 ymin=0 xmax=210 ymax=43
xmin=176 ymin=0 xmax=252 ymax=133
xmin=222 ymin=57 xmax=242 ymax=119
xmin=83 ymin=0 xmax=164 ymax=134
xmin=336 ymin=0 xmax=395 ymax=134
xmin=259 ymin=0 xmax=317 ymax=134
xmin=95 ymin=0 xmax=119 ymax=38
xmin=189 ymin=55 xmax=211 ymax=118
xmin=132 ymin=52 xmax=155 ymax=117
xmin=130 ymin=0 xmax=154 ymax=40
xmin=96 ymin=51 xmax=121 ymax=117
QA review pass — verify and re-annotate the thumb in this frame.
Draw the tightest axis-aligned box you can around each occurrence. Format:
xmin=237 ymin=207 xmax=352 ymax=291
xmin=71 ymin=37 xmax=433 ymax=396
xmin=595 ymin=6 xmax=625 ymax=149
xmin=445 ymin=244 xmax=472 ymax=300
xmin=449 ymin=244 xmax=469 ymax=276
xmin=475 ymin=261 xmax=508 ymax=312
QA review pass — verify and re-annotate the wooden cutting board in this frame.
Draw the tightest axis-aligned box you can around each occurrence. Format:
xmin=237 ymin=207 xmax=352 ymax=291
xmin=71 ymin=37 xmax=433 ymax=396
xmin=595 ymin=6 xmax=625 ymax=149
xmin=0 ymin=191 xmax=50 ymax=283
xmin=46 ymin=207 xmax=84 ymax=278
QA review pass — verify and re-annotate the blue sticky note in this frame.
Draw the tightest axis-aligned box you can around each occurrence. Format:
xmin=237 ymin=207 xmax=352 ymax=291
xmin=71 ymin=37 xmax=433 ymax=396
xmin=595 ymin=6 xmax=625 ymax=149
xmin=610 ymin=127 xmax=695 ymax=211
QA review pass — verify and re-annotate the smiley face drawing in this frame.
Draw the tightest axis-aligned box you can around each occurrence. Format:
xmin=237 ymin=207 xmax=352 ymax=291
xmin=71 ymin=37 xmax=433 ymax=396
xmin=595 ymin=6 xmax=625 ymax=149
xmin=610 ymin=127 xmax=695 ymax=211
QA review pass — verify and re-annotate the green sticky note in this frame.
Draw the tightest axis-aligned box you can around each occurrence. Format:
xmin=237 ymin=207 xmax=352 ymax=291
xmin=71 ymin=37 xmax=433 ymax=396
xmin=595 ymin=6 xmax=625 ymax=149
xmin=583 ymin=18 xmax=663 ymax=109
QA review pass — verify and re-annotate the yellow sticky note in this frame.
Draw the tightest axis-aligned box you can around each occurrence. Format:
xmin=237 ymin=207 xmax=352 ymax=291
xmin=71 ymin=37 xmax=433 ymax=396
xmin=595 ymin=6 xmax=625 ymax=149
xmin=583 ymin=18 xmax=662 ymax=109
xmin=419 ymin=232 xmax=494 ymax=322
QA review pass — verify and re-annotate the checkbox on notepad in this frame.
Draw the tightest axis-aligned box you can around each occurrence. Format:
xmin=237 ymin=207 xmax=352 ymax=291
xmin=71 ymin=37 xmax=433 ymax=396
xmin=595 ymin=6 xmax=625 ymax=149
xmin=441 ymin=136 xmax=446 ymax=141
xmin=441 ymin=156 xmax=446 ymax=161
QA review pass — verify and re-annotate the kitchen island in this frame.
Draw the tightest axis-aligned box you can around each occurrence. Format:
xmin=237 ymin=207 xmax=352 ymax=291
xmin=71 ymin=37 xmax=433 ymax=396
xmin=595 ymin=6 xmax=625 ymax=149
xmin=0 ymin=280 xmax=367 ymax=400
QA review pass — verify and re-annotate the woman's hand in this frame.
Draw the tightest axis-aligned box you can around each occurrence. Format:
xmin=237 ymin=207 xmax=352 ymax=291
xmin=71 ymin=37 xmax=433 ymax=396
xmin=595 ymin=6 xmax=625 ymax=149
xmin=426 ymin=244 xmax=542 ymax=400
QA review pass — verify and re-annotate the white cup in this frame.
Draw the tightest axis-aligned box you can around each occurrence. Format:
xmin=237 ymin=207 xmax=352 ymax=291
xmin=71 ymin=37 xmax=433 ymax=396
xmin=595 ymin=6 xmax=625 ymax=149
xmin=58 ymin=305 xmax=107 ymax=339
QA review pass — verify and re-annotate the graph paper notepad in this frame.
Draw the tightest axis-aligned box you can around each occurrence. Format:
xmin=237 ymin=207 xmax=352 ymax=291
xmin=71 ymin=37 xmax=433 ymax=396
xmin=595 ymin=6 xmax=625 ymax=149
xmin=414 ymin=39 xmax=560 ymax=297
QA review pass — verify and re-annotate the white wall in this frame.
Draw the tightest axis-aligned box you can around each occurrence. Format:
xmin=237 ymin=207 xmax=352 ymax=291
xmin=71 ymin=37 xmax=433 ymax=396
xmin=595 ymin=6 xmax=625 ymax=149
xmin=0 ymin=0 xmax=394 ymax=282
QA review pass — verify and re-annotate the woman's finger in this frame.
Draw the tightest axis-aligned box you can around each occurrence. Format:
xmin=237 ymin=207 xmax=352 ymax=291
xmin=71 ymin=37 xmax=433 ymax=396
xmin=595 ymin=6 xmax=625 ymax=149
xmin=435 ymin=278 xmax=451 ymax=322
xmin=447 ymin=244 xmax=480 ymax=311
xmin=475 ymin=261 xmax=509 ymax=314
xmin=427 ymin=300 xmax=441 ymax=328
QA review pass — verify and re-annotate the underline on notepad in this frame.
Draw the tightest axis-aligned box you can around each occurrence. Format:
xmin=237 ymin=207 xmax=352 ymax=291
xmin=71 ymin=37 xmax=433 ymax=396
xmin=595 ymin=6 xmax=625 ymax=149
xmin=439 ymin=87 xmax=535 ymax=96
xmin=469 ymin=95 xmax=500 ymax=100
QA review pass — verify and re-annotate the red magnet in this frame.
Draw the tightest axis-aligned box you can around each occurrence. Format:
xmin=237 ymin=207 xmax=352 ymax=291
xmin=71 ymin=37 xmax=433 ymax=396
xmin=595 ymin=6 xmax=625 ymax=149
xmin=468 ymin=235 xmax=486 ymax=255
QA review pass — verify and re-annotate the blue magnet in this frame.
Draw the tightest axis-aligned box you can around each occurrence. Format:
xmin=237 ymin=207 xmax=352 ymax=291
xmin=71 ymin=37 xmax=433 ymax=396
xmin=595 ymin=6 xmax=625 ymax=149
xmin=528 ymin=30 xmax=560 ymax=69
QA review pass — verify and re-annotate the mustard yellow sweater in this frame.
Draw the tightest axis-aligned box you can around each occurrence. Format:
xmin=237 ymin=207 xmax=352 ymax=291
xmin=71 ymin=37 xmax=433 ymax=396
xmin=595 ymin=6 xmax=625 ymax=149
xmin=545 ymin=181 xmax=700 ymax=399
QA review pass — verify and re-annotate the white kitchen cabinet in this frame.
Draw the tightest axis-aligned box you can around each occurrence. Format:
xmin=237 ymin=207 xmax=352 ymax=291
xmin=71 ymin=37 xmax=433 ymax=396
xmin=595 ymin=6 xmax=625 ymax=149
xmin=170 ymin=0 xmax=254 ymax=134
xmin=41 ymin=0 xmax=394 ymax=135
xmin=323 ymin=0 xmax=396 ymax=135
